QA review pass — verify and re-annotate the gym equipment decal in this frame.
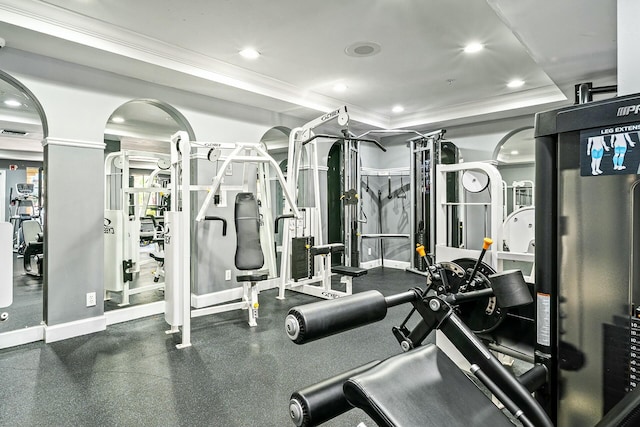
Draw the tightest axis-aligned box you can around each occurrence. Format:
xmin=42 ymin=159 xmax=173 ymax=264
xmin=581 ymin=123 xmax=640 ymax=176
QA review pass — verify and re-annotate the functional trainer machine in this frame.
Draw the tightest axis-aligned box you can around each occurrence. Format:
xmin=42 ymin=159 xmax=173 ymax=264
xmin=164 ymin=131 xmax=299 ymax=348
xmin=278 ymin=107 xmax=382 ymax=300
xmin=357 ymin=128 xmax=458 ymax=270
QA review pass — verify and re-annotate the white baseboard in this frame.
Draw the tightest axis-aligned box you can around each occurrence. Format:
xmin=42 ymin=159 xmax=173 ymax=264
xmin=191 ymin=278 xmax=279 ymax=309
xmin=360 ymin=259 xmax=382 ymax=269
xmin=360 ymin=259 xmax=410 ymax=270
xmin=382 ymin=259 xmax=411 ymax=270
xmin=44 ymin=315 xmax=106 ymax=343
xmin=105 ymin=301 xmax=165 ymax=325
xmin=0 ymin=325 xmax=45 ymax=349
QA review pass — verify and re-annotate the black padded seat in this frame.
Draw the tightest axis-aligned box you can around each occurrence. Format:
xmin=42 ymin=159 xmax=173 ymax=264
xmin=343 ymin=344 xmax=514 ymax=427
xmin=332 ymin=265 xmax=367 ymax=277
xmin=237 ymin=273 xmax=268 ymax=283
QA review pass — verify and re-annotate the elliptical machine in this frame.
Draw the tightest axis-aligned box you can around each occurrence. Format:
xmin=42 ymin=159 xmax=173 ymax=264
xmin=9 ymin=183 xmax=41 ymax=255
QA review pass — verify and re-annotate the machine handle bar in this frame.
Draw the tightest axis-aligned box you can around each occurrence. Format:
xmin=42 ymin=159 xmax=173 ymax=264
xmin=203 ymin=216 xmax=227 ymax=236
xmin=300 ymin=134 xmax=387 ymax=152
xmin=275 ymin=214 xmax=295 ymax=233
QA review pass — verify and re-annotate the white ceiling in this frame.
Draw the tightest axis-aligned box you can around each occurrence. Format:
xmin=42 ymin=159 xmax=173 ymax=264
xmin=0 ymin=0 xmax=619 ymax=145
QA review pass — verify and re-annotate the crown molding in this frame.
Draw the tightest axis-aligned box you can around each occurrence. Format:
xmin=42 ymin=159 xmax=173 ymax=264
xmin=44 ymin=137 xmax=106 ymax=149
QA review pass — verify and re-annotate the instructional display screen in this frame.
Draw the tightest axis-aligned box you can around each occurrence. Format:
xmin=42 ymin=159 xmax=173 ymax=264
xmin=580 ymin=123 xmax=640 ymax=176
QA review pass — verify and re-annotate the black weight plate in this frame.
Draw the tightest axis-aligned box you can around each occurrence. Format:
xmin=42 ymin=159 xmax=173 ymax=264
xmin=441 ymin=258 xmax=505 ymax=333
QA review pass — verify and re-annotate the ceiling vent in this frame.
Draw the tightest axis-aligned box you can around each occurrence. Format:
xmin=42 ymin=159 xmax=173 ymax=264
xmin=0 ymin=129 xmax=29 ymax=136
xmin=345 ymin=41 xmax=382 ymax=57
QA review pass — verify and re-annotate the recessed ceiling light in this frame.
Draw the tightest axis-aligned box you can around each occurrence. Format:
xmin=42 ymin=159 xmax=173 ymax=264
xmin=464 ymin=43 xmax=484 ymax=53
xmin=4 ymin=99 xmax=22 ymax=107
xmin=239 ymin=48 xmax=260 ymax=59
xmin=111 ymin=116 xmax=125 ymax=124
xmin=333 ymin=83 xmax=348 ymax=92
xmin=507 ymin=79 xmax=525 ymax=88
xmin=510 ymin=150 xmax=520 ymax=155
xmin=392 ymin=105 xmax=404 ymax=113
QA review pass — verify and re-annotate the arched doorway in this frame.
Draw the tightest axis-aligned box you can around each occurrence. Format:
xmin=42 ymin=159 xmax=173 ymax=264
xmin=103 ymin=99 xmax=194 ymax=314
xmin=0 ymin=70 xmax=48 ymax=346
xmin=259 ymin=126 xmax=291 ymax=275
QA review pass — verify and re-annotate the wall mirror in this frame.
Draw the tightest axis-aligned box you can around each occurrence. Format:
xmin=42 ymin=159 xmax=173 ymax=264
xmin=493 ymin=126 xmax=535 ymax=259
xmin=493 ymin=126 xmax=535 ymax=216
xmin=103 ymin=99 xmax=193 ymax=312
xmin=0 ymin=70 xmax=47 ymax=339
xmin=260 ymin=126 xmax=291 ymax=276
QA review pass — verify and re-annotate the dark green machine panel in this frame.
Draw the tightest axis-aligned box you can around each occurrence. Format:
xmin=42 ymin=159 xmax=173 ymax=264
xmin=327 ymin=142 xmax=343 ymax=266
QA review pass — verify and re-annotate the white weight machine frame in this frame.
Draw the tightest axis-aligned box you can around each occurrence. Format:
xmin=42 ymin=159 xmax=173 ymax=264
xmin=435 ymin=161 xmax=534 ymax=277
xmin=165 ymin=131 xmax=300 ymax=348
xmin=277 ymin=106 xmax=363 ymax=300
xmin=104 ymin=150 xmax=169 ymax=306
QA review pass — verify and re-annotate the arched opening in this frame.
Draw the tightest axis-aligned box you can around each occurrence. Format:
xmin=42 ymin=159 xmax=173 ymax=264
xmin=103 ymin=99 xmax=194 ymax=312
xmin=0 ymin=70 xmax=48 ymax=343
xmin=259 ymin=126 xmax=291 ymax=274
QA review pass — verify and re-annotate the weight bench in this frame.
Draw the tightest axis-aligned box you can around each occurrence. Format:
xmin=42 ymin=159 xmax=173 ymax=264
xmin=235 ymin=192 xmax=268 ymax=327
xmin=332 ymin=265 xmax=367 ymax=295
xmin=309 ymin=243 xmax=367 ymax=294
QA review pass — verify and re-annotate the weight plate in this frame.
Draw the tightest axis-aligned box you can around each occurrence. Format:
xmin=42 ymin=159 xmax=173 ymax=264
xmin=442 ymin=258 xmax=506 ymax=333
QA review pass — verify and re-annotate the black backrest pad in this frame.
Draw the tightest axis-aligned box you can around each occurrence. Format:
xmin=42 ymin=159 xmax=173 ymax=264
xmin=234 ymin=193 xmax=264 ymax=271
xmin=343 ymin=344 xmax=514 ymax=427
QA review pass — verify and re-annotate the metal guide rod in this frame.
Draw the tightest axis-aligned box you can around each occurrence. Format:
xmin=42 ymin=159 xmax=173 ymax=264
xmin=410 ymin=138 xmax=416 ymax=269
xmin=428 ymin=138 xmax=436 ymax=259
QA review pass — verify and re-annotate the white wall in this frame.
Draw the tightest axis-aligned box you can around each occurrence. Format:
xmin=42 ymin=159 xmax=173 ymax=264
xmin=618 ymin=0 xmax=640 ymax=96
xmin=445 ymin=116 xmax=535 ymax=162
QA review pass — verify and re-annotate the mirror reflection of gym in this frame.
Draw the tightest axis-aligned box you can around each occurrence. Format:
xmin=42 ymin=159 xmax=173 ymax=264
xmin=493 ymin=126 xmax=535 ymax=255
xmin=259 ymin=126 xmax=292 ymax=275
xmin=0 ymin=71 xmax=46 ymax=336
xmin=103 ymin=99 xmax=194 ymax=311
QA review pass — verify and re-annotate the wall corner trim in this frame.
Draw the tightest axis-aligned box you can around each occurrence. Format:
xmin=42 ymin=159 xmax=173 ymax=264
xmin=44 ymin=138 xmax=106 ymax=150
xmin=44 ymin=315 xmax=107 ymax=343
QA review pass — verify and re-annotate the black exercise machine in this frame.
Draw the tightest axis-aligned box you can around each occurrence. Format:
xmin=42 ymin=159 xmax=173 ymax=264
xmin=284 ymin=243 xmax=640 ymax=426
